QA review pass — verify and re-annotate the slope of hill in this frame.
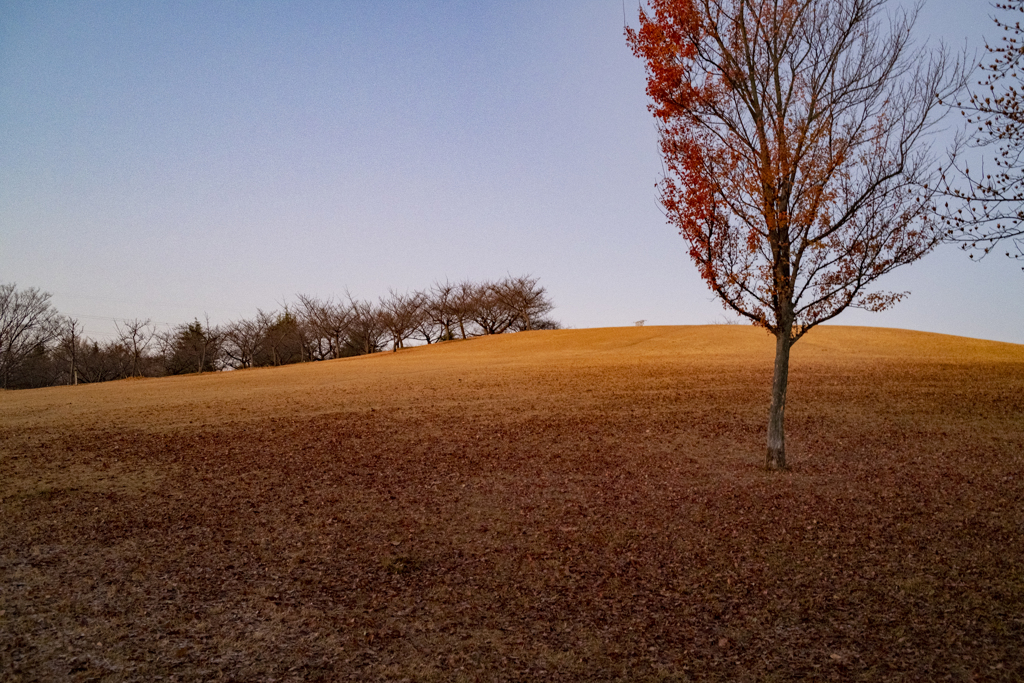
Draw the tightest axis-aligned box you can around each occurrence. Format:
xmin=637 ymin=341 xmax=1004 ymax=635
xmin=3 ymin=324 xmax=1020 ymax=432
xmin=2 ymin=326 xmax=1022 ymax=681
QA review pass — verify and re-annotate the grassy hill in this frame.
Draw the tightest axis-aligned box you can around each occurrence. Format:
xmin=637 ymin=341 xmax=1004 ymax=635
xmin=2 ymin=326 xmax=1023 ymax=680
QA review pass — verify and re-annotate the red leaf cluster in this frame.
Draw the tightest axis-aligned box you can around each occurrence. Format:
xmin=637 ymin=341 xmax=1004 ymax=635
xmin=626 ymin=0 xmax=962 ymax=340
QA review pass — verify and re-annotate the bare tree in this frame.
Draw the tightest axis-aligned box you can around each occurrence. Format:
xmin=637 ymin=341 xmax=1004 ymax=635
xmin=452 ymin=281 xmax=480 ymax=339
xmin=345 ymin=296 xmax=386 ymax=356
xmin=222 ymin=316 xmax=267 ymax=369
xmin=468 ymin=282 xmax=519 ymax=335
xmin=426 ymin=280 xmax=462 ymax=341
xmin=73 ymin=339 xmax=132 ymax=384
xmin=379 ymin=289 xmax=425 ymax=351
xmin=410 ymin=288 xmax=442 ymax=345
xmin=58 ymin=318 xmax=83 ymax=385
xmin=940 ymin=0 xmax=1024 ymax=268
xmin=0 ymin=284 xmax=63 ymax=389
xmin=628 ymin=0 xmax=966 ymax=469
xmin=45 ymin=324 xmax=134 ymax=385
xmin=115 ymin=318 xmax=155 ymax=377
xmin=296 ymin=294 xmax=354 ymax=360
xmin=495 ymin=275 xmax=556 ymax=331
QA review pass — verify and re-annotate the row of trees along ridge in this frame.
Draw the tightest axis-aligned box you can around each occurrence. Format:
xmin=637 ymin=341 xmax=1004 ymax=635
xmin=0 ymin=276 xmax=557 ymax=390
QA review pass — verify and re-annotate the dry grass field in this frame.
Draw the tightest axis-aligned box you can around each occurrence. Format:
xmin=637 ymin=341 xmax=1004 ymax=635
xmin=2 ymin=325 xmax=1023 ymax=682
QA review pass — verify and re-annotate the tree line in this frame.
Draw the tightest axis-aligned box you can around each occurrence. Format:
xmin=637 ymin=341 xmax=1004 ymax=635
xmin=0 ymin=276 xmax=558 ymax=390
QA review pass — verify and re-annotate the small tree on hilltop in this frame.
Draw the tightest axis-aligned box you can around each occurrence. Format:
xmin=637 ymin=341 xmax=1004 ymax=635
xmin=628 ymin=0 xmax=966 ymax=469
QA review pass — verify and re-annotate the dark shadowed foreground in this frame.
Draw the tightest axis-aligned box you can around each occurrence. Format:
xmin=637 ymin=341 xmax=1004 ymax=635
xmin=2 ymin=326 xmax=1022 ymax=681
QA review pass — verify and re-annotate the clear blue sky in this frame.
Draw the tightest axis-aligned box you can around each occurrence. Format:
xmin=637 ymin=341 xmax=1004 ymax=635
xmin=1 ymin=0 xmax=1021 ymax=344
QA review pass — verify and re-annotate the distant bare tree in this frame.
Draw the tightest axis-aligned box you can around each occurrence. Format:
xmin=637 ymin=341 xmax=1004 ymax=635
xmin=529 ymin=317 xmax=562 ymax=331
xmin=57 ymin=318 xmax=83 ymax=385
xmin=9 ymin=346 xmax=59 ymax=389
xmin=222 ymin=316 xmax=267 ymax=369
xmin=496 ymin=275 xmax=555 ymax=331
xmin=322 ymin=297 xmax=355 ymax=358
xmin=296 ymin=294 xmax=354 ymax=360
xmin=0 ymin=284 xmax=63 ymax=389
xmin=74 ymin=340 xmax=132 ymax=383
xmin=410 ymin=288 xmax=442 ymax=345
xmin=469 ymin=282 xmax=518 ymax=335
xmin=453 ymin=281 xmax=480 ymax=339
xmin=346 ymin=296 xmax=386 ymax=356
xmin=426 ymin=281 xmax=462 ymax=341
xmin=115 ymin=318 xmax=155 ymax=377
xmin=379 ymin=289 xmax=424 ymax=351
xmin=48 ymin=324 xmax=134 ymax=385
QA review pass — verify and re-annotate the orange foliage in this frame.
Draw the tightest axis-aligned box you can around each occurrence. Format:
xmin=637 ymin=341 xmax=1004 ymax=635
xmin=627 ymin=0 xmax=963 ymax=341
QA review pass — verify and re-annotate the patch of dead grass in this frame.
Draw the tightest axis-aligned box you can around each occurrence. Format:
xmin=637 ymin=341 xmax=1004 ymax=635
xmin=1 ymin=325 xmax=1022 ymax=681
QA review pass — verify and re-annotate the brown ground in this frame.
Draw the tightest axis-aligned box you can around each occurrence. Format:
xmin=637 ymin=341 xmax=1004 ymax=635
xmin=1 ymin=325 xmax=1022 ymax=682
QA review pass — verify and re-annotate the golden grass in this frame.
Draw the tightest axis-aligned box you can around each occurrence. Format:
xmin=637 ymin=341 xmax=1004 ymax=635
xmin=1 ymin=325 xmax=1022 ymax=681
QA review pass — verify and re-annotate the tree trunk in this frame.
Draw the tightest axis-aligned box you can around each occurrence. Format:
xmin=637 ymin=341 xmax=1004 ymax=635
xmin=766 ymin=330 xmax=792 ymax=470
